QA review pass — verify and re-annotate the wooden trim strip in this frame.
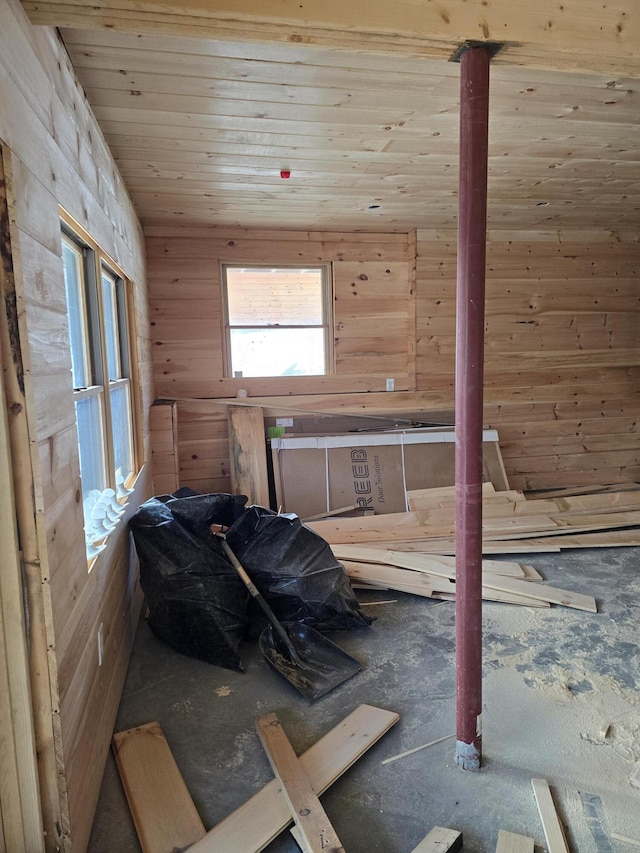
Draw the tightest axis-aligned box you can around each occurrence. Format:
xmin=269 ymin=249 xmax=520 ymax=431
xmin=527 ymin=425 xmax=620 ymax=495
xmin=256 ymin=713 xmax=345 ymax=853
xmin=531 ymin=778 xmax=570 ymax=853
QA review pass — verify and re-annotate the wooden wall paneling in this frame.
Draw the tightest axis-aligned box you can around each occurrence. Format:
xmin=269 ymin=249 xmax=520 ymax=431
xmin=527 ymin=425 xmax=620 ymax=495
xmin=0 ymin=3 xmax=152 ymax=850
xmin=176 ymin=401 xmax=231 ymax=493
xmin=52 ymin=520 xmax=143 ymax=847
xmin=149 ymin=402 xmax=179 ymax=495
xmin=333 ymin=260 xmax=411 ymax=380
xmin=415 ymin=230 xmax=640 ymax=489
xmin=146 ymin=228 xmax=414 ymax=399
xmin=0 ymin=143 xmax=64 ymax=850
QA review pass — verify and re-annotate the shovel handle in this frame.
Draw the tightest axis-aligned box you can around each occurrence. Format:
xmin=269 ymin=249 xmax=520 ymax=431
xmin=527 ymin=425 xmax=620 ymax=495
xmin=217 ymin=535 xmax=300 ymax=661
xmin=219 ymin=538 xmax=260 ymax=597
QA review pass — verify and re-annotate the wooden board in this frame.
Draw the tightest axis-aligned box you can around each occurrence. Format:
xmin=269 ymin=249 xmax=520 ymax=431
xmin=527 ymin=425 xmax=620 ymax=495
xmin=112 ymin=722 xmax=206 ymax=853
xmin=0 ymin=339 xmax=45 ymax=853
xmin=189 ymin=704 xmax=399 ymax=852
xmin=256 ymin=713 xmax=344 ymax=853
xmin=430 ymin=591 xmax=550 ymax=608
xmin=227 ymin=405 xmax=270 ymax=506
xmin=412 ymin=826 xmax=463 ymax=852
xmin=479 ymin=574 xmax=597 ymax=613
xmin=496 ymin=829 xmax=535 ymax=852
xmin=531 ymin=778 xmax=570 ymax=853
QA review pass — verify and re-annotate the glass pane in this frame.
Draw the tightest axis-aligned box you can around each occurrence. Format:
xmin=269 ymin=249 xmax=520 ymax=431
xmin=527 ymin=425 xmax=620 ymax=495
xmin=230 ymin=327 xmax=325 ymax=377
xmin=110 ymin=382 xmax=134 ymax=481
xmin=62 ymin=241 xmax=90 ymax=388
xmin=226 ymin=267 xmax=324 ymax=326
xmin=102 ymin=270 xmax=121 ymax=380
xmin=75 ymin=394 xmax=107 ymax=498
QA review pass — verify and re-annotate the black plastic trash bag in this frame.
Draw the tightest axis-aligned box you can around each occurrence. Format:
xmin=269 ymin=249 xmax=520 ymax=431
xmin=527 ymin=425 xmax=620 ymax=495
xmin=129 ymin=493 xmax=249 ymax=671
xmin=225 ymin=505 xmax=373 ymax=631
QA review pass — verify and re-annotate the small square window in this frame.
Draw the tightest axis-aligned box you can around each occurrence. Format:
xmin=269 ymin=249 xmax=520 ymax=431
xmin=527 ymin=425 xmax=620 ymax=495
xmin=222 ymin=265 xmax=332 ymax=378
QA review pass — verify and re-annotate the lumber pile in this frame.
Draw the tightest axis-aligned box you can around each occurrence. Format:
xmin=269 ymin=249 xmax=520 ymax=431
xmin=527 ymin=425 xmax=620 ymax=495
xmin=304 ymin=482 xmax=640 ymax=610
xmin=306 ymin=482 xmax=640 ymax=554
xmin=335 ymin=546 xmax=596 ymax=611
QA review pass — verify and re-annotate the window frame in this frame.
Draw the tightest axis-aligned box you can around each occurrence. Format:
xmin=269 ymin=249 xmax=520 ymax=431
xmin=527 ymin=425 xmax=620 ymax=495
xmin=60 ymin=211 xmax=141 ymax=562
xmin=220 ymin=263 xmax=334 ymax=379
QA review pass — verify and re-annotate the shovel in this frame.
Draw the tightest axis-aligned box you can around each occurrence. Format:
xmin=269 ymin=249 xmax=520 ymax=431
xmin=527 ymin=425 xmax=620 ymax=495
xmin=218 ymin=535 xmax=362 ymax=702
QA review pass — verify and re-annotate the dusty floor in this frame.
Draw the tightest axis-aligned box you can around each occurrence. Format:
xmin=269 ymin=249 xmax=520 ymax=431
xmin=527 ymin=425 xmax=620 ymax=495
xmin=89 ymin=547 xmax=640 ymax=852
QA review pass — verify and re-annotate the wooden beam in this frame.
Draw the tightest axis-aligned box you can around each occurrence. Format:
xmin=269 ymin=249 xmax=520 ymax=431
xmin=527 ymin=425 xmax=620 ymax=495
xmin=531 ymin=778 xmax=570 ymax=853
xmin=412 ymin=826 xmax=463 ymax=852
xmin=112 ymin=722 xmax=206 ymax=853
xmin=256 ymin=713 xmax=345 ymax=853
xmin=21 ymin=0 xmax=640 ymax=76
xmin=188 ymin=704 xmax=399 ymax=852
xmin=0 ymin=329 xmax=45 ymax=853
xmin=227 ymin=404 xmax=270 ymax=506
xmin=0 ymin=148 xmax=62 ymax=847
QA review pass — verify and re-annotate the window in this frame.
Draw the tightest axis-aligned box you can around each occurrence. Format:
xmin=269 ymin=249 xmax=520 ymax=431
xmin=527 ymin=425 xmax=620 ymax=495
xmin=61 ymin=221 xmax=138 ymax=560
xmin=222 ymin=265 xmax=332 ymax=377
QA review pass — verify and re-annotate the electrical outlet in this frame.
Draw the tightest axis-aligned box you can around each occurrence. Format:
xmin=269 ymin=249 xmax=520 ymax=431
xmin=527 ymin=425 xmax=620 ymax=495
xmin=97 ymin=623 xmax=104 ymax=666
xmin=385 ymin=378 xmax=395 ymax=392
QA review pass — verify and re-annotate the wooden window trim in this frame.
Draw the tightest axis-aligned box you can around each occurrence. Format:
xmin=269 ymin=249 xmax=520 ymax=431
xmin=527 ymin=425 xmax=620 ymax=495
xmin=60 ymin=208 xmax=142 ymax=563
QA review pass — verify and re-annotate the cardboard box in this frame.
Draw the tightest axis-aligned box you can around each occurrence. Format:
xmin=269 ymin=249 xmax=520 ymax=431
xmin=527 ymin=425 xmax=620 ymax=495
xmin=271 ymin=429 xmax=507 ymax=518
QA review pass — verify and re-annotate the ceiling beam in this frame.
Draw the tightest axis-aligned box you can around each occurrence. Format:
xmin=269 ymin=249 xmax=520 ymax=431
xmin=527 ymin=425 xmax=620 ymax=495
xmin=22 ymin=0 xmax=640 ymax=76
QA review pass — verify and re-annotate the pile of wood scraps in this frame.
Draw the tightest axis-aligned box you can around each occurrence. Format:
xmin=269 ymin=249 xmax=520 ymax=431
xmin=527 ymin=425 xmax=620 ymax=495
xmin=306 ymin=481 xmax=640 ymax=555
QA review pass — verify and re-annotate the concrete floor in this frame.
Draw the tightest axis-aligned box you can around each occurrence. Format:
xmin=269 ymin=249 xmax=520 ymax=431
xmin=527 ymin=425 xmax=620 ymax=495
xmin=89 ymin=547 xmax=640 ymax=852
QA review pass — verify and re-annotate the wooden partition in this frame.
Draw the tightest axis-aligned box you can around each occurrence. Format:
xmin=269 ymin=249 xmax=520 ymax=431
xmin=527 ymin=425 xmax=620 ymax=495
xmin=0 ymin=2 xmax=152 ymax=850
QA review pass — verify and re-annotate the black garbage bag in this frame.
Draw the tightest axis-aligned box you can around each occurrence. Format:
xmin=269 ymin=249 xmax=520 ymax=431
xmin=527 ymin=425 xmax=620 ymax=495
xmin=225 ymin=505 xmax=373 ymax=631
xmin=129 ymin=493 xmax=249 ymax=671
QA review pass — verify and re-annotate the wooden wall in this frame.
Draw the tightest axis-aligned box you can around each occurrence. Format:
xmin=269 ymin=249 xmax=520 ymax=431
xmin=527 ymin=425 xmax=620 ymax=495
xmin=416 ymin=229 xmax=640 ymax=490
xmin=147 ymin=226 xmax=413 ymax=495
xmin=0 ymin=2 xmax=152 ymax=850
xmin=148 ymin=224 xmax=639 ymax=496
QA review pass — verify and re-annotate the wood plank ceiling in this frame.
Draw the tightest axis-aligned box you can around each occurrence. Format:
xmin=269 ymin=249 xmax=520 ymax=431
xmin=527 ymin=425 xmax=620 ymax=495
xmin=58 ymin=27 xmax=640 ymax=231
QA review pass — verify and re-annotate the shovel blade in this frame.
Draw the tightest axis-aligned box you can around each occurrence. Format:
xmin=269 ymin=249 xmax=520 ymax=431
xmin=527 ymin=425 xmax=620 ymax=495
xmin=258 ymin=622 xmax=362 ymax=702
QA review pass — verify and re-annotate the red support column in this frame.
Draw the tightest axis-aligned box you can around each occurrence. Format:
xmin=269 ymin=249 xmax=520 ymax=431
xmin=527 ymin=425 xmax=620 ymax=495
xmin=455 ymin=44 xmax=491 ymax=771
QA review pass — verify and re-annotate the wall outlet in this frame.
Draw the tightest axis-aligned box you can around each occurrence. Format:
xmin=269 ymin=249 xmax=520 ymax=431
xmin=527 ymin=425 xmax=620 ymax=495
xmin=385 ymin=378 xmax=395 ymax=392
xmin=97 ymin=623 xmax=104 ymax=666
